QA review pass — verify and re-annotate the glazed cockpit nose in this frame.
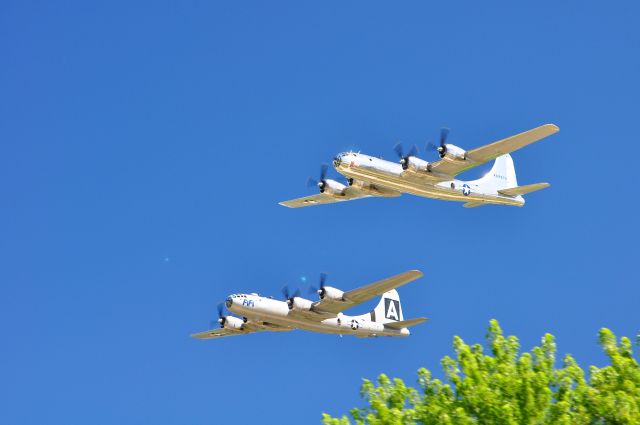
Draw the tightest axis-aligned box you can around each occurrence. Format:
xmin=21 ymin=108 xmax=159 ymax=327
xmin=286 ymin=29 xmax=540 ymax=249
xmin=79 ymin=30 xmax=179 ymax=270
xmin=225 ymin=297 xmax=233 ymax=308
xmin=333 ymin=152 xmax=346 ymax=166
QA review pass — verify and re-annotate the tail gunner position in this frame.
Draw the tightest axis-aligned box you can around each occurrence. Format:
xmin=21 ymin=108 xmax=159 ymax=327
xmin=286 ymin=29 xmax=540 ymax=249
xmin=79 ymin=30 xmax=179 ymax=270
xmin=280 ymin=124 xmax=559 ymax=208
xmin=192 ymin=270 xmax=427 ymax=340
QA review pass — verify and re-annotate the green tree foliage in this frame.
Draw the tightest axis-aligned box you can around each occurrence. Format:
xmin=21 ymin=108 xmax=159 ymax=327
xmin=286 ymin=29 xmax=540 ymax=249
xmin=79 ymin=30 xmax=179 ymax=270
xmin=322 ymin=320 xmax=640 ymax=425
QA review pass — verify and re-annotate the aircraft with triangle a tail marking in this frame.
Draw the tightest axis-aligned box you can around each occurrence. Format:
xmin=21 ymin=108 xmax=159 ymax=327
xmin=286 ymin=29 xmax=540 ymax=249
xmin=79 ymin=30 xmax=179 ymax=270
xmin=191 ymin=270 xmax=427 ymax=340
xmin=280 ymin=124 xmax=559 ymax=208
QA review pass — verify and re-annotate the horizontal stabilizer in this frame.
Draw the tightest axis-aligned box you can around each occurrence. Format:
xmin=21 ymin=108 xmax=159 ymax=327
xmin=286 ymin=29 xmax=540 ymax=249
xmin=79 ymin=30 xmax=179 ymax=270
xmin=498 ymin=182 xmax=550 ymax=197
xmin=384 ymin=317 xmax=428 ymax=330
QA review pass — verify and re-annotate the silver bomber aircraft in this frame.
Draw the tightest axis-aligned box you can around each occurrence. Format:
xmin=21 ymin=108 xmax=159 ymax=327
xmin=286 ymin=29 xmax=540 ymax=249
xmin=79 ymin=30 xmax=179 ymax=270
xmin=191 ymin=270 xmax=427 ymax=340
xmin=280 ymin=124 xmax=559 ymax=208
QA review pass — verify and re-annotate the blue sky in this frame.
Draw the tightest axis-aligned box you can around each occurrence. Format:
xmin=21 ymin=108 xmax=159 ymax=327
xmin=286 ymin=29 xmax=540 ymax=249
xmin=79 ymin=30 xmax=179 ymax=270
xmin=1 ymin=1 xmax=639 ymax=424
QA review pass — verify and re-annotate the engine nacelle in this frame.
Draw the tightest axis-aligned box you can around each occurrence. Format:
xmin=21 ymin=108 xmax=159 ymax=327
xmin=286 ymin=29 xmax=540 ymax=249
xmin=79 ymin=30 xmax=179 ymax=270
xmin=223 ymin=315 xmax=244 ymax=330
xmin=404 ymin=157 xmax=430 ymax=172
xmin=320 ymin=286 xmax=344 ymax=301
xmin=441 ymin=144 xmax=466 ymax=160
xmin=288 ymin=297 xmax=313 ymax=311
xmin=348 ymin=179 xmax=399 ymax=197
xmin=321 ymin=179 xmax=347 ymax=197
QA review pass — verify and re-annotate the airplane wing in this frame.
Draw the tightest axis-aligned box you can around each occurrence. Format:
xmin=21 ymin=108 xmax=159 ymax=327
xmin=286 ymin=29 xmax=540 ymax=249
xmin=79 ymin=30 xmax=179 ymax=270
xmin=463 ymin=202 xmax=485 ymax=208
xmin=312 ymin=270 xmax=423 ymax=314
xmin=191 ymin=328 xmax=253 ymax=340
xmin=279 ymin=188 xmax=370 ymax=208
xmin=428 ymin=124 xmax=559 ymax=177
xmin=191 ymin=322 xmax=292 ymax=339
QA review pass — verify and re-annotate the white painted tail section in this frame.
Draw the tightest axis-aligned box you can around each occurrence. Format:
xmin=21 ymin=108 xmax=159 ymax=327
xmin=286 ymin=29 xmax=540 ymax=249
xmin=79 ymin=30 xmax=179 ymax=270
xmin=470 ymin=154 xmax=518 ymax=193
xmin=368 ymin=289 xmax=404 ymax=323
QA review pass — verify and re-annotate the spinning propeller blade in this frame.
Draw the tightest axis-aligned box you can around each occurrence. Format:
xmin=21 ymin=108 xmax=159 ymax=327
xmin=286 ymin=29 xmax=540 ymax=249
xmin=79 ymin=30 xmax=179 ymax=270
xmin=307 ymin=164 xmax=330 ymax=191
xmin=440 ymin=128 xmax=449 ymax=147
xmin=393 ymin=142 xmax=404 ymax=159
xmin=283 ymin=285 xmax=301 ymax=302
xmin=211 ymin=302 xmax=226 ymax=328
xmin=281 ymin=285 xmax=291 ymax=300
xmin=426 ymin=128 xmax=450 ymax=158
xmin=309 ymin=272 xmax=328 ymax=297
xmin=393 ymin=143 xmax=419 ymax=170
xmin=438 ymin=128 xmax=450 ymax=157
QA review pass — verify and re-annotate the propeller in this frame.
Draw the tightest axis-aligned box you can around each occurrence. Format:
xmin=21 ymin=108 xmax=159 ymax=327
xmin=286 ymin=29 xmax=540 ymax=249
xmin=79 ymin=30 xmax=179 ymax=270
xmin=211 ymin=302 xmax=226 ymax=328
xmin=393 ymin=143 xmax=419 ymax=170
xmin=282 ymin=285 xmax=301 ymax=308
xmin=309 ymin=272 xmax=328 ymax=298
xmin=427 ymin=128 xmax=450 ymax=158
xmin=306 ymin=164 xmax=329 ymax=192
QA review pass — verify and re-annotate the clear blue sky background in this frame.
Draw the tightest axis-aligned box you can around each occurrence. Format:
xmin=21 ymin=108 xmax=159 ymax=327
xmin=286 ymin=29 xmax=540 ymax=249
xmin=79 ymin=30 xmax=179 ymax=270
xmin=1 ymin=1 xmax=638 ymax=424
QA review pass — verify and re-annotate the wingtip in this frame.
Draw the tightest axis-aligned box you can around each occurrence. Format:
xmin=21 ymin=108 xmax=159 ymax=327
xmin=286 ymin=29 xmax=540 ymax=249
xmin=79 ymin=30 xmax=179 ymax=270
xmin=407 ymin=269 xmax=424 ymax=278
xmin=543 ymin=123 xmax=560 ymax=132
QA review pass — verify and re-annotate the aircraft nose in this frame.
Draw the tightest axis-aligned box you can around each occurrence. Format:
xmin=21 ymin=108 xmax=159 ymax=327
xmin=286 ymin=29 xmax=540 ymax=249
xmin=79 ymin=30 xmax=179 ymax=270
xmin=225 ymin=297 xmax=233 ymax=308
xmin=333 ymin=154 xmax=342 ymax=167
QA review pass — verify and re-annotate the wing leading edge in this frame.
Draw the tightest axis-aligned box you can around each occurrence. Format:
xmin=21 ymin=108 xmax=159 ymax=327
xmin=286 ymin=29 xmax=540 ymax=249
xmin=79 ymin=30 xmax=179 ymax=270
xmin=191 ymin=328 xmax=253 ymax=340
xmin=312 ymin=270 xmax=424 ymax=314
xmin=429 ymin=123 xmax=559 ymax=177
xmin=191 ymin=322 xmax=292 ymax=339
xmin=279 ymin=188 xmax=371 ymax=208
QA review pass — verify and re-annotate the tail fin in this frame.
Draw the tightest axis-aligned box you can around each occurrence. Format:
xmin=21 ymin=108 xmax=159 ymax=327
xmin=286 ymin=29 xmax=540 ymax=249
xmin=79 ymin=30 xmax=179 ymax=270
xmin=368 ymin=289 xmax=404 ymax=323
xmin=470 ymin=154 xmax=517 ymax=192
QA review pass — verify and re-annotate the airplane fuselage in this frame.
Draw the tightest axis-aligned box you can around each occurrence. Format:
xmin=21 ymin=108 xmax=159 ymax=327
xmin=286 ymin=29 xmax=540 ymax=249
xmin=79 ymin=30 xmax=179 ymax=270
xmin=226 ymin=293 xmax=409 ymax=337
xmin=333 ymin=152 xmax=524 ymax=206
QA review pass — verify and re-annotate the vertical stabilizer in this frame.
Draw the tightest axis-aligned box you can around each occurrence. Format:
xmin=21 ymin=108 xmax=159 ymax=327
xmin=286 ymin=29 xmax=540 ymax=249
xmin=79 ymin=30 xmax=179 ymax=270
xmin=470 ymin=154 xmax=518 ymax=192
xmin=369 ymin=289 xmax=404 ymax=323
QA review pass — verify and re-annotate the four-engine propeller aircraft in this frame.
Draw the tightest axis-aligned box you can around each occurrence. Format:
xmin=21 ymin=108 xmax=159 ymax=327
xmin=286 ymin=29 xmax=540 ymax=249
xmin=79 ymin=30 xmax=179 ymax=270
xmin=280 ymin=124 xmax=559 ymax=208
xmin=191 ymin=270 xmax=427 ymax=339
